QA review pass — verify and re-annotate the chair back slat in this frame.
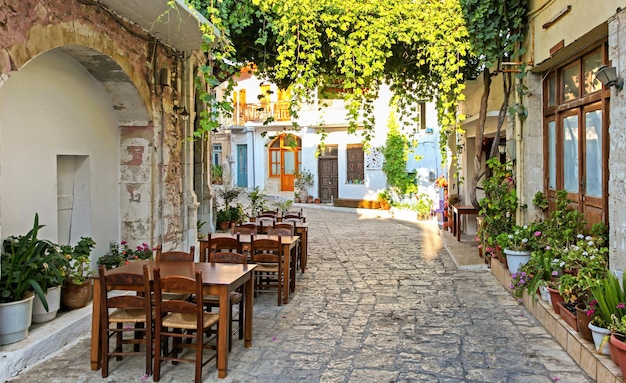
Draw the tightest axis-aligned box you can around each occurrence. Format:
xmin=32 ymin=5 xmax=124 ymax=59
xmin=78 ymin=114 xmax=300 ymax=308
xmin=155 ymin=245 xmax=195 ymax=262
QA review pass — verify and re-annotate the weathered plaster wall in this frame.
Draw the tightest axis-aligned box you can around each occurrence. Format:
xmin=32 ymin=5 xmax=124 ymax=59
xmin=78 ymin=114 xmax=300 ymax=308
xmin=0 ymin=0 xmax=191 ymax=251
xmin=520 ymin=73 xmax=544 ymax=224
xmin=608 ymin=10 xmax=626 ymax=274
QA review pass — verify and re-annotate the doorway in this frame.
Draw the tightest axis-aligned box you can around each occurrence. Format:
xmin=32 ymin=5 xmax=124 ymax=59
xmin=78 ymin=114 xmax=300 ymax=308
xmin=319 ymin=145 xmax=338 ymax=202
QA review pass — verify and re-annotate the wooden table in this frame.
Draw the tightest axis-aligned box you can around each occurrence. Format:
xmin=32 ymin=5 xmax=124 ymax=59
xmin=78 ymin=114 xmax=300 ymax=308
xmin=237 ymin=221 xmax=309 ymax=273
xmin=200 ymin=233 xmax=299 ymax=303
xmin=90 ymin=260 xmax=256 ymax=379
xmin=451 ymin=204 xmax=479 ymax=241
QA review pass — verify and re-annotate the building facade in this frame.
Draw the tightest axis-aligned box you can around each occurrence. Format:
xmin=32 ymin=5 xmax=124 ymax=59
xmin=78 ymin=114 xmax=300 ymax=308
xmin=0 ymin=0 xmax=210 ymax=257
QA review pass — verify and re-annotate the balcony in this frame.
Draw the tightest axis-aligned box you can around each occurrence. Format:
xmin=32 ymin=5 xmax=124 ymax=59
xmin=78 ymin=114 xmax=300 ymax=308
xmin=230 ymin=101 xmax=292 ymax=125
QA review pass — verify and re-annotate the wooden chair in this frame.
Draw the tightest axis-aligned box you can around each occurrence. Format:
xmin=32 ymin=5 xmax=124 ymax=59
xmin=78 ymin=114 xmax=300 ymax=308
xmin=257 ymin=218 xmax=275 ymax=234
xmin=98 ymin=265 xmax=152 ymax=378
xmin=155 ymin=245 xmax=195 ymax=301
xmin=203 ymin=234 xmax=242 ymax=262
xmin=250 ymin=236 xmax=284 ymax=306
xmin=153 ymin=268 xmax=219 ymax=383
xmin=205 ymin=251 xmax=247 ymax=351
xmin=231 ymin=223 xmax=258 ymax=235
xmin=267 ymin=222 xmax=295 ymax=236
xmin=282 ymin=214 xmax=306 ymax=223
xmin=259 ymin=209 xmax=278 ymax=217
xmin=155 ymin=245 xmax=195 ymax=262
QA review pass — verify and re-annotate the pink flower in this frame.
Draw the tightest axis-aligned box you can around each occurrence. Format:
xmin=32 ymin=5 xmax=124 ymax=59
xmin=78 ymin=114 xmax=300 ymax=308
xmin=587 ymin=309 xmax=595 ymax=316
xmin=617 ymin=303 xmax=625 ymax=309
xmin=121 ymin=240 xmax=128 ymax=245
xmin=534 ymin=231 xmax=542 ymax=237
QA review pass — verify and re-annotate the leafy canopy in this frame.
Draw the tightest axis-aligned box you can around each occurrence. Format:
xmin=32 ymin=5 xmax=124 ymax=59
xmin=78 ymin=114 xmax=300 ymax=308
xmin=187 ymin=0 xmax=475 ymax=148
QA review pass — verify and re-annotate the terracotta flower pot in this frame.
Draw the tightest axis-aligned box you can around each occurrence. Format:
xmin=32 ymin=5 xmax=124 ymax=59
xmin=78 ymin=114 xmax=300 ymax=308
xmin=610 ymin=333 xmax=626 ymax=375
xmin=575 ymin=302 xmax=593 ymax=342
xmin=558 ymin=301 xmax=578 ymax=332
xmin=547 ymin=286 xmax=564 ymax=315
xmin=61 ymin=280 xmax=93 ymax=310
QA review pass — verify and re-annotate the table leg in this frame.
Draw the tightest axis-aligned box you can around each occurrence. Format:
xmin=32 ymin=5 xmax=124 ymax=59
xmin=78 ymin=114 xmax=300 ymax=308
xmin=90 ymin=278 xmax=102 ymax=371
xmin=289 ymin=247 xmax=296 ymax=293
xmin=456 ymin=211 xmax=461 ymax=241
xmin=282 ymin=243 xmax=290 ymax=304
xmin=217 ymin=286 xmax=230 ymax=378
xmin=244 ymin=275 xmax=253 ymax=348
xmin=300 ymin=229 xmax=308 ymax=273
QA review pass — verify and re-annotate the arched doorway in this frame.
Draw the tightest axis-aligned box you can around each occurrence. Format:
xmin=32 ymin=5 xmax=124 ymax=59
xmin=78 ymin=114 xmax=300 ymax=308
xmin=269 ymin=134 xmax=301 ymax=191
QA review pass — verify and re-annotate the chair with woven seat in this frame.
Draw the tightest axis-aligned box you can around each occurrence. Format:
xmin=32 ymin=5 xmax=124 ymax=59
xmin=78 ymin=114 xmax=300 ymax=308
xmin=98 ymin=264 xmax=152 ymax=378
xmin=204 ymin=250 xmax=247 ymax=351
xmin=153 ymin=268 xmax=219 ymax=383
xmin=267 ymin=222 xmax=295 ymax=236
xmin=155 ymin=245 xmax=195 ymax=262
xmin=282 ymin=213 xmax=306 ymax=223
xmin=231 ymin=223 xmax=258 ymax=235
xmin=154 ymin=245 xmax=195 ymax=301
xmin=250 ymin=236 xmax=284 ymax=306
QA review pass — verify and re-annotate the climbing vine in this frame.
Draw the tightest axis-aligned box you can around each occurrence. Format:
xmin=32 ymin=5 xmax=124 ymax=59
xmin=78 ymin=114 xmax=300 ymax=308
xmin=182 ymin=0 xmax=528 ymax=162
xmin=181 ymin=0 xmax=474 ymax=153
xmin=382 ymin=104 xmax=417 ymax=196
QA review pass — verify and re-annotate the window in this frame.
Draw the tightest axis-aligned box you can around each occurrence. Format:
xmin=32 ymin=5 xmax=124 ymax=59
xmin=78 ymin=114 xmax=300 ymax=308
xmin=212 ymin=144 xmax=222 ymax=166
xmin=346 ymin=144 xmax=364 ymax=183
xmin=543 ymin=44 xmax=608 ymax=227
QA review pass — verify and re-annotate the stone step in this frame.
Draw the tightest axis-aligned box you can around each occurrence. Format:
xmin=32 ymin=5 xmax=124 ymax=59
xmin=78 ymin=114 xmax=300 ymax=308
xmin=0 ymin=303 xmax=92 ymax=381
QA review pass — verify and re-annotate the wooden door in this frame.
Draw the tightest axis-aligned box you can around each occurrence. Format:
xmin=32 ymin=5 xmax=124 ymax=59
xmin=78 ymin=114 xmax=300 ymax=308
xmin=281 ymin=149 xmax=296 ymax=191
xmin=319 ymin=158 xmax=338 ymax=202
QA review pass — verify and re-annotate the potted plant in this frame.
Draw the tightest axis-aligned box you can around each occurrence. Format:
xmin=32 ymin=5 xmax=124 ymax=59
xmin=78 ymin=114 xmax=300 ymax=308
xmin=295 ymin=168 xmax=314 ymax=202
xmin=211 ymin=164 xmax=223 ymax=185
xmin=61 ymin=237 xmax=96 ymax=310
xmin=247 ymin=186 xmax=269 ymax=218
xmin=216 ymin=208 xmax=232 ymax=231
xmin=589 ymin=271 xmax=626 ymax=355
xmin=273 ymin=199 xmax=294 ymax=215
xmin=477 ymin=159 xmax=518 ymax=260
xmin=97 ymin=241 xmax=125 ymax=270
xmin=496 ymin=222 xmax=542 ymax=274
xmin=377 ymin=189 xmax=392 ymax=210
xmin=31 ymin=240 xmax=68 ymax=323
xmin=0 ymin=213 xmax=67 ymax=344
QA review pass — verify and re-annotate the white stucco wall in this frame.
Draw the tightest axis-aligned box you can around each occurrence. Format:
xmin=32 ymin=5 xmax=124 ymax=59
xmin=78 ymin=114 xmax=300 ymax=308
xmin=0 ymin=50 xmax=120 ymax=258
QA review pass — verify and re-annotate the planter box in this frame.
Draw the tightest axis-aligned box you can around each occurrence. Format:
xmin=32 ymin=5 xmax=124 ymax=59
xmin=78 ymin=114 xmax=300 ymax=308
xmin=558 ymin=301 xmax=578 ymax=332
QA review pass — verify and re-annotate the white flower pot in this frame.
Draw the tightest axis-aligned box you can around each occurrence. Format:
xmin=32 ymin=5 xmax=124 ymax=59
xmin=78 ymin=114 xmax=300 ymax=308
xmin=588 ymin=322 xmax=611 ymax=355
xmin=504 ymin=248 xmax=531 ymax=274
xmin=539 ymin=284 xmax=551 ymax=302
xmin=0 ymin=294 xmax=34 ymax=345
xmin=32 ymin=285 xmax=62 ymax=323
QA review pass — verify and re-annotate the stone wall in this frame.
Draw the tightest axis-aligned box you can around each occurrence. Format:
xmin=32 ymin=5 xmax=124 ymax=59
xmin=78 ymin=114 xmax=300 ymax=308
xmin=608 ymin=9 xmax=626 ymax=275
xmin=0 ymin=0 xmax=193 ymax=250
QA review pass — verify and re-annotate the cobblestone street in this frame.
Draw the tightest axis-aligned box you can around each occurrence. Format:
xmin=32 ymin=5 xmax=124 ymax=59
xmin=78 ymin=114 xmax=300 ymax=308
xmin=7 ymin=206 xmax=591 ymax=383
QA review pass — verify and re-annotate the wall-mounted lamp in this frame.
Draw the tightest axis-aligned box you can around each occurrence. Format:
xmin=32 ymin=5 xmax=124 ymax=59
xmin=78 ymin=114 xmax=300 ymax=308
xmin=498 ymin=139 xmax=507 ymax=155
xmin=595 ymin=65 xmax=624 ymax=91
xmin=173 ymin=106 xmax=190 ymax=121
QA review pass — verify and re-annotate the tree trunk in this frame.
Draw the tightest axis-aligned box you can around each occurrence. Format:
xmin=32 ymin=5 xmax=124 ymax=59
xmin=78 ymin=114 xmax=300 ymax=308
xmin=470 ymin=70 xmax=491 ymax=210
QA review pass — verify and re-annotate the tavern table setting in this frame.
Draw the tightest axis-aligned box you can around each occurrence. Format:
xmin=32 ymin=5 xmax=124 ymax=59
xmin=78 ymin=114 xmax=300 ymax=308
xmin=90 ymin=259 xmax=256 ymax=379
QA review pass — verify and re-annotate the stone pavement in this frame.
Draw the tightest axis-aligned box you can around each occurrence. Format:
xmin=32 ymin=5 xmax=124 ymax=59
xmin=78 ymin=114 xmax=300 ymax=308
xmin=7 ymin=206 xmax=592 ymax=383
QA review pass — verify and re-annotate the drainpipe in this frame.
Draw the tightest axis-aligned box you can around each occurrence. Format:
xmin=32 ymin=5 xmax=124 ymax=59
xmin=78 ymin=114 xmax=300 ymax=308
xmin=515 ymin=79 xmax=524 ymax=226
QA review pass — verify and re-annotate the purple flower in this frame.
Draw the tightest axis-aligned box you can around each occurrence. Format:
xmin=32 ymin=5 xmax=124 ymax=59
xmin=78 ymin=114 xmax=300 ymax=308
xmin=534 ymin=231 xmax=542 ymax=237
xmin=551 ymin=271 xmax=559 ymax=276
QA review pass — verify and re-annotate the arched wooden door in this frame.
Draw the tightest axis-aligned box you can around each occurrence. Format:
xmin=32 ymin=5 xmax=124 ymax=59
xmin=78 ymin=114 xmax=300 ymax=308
xmin=269 ymin=134 xmax=301 ymax=191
